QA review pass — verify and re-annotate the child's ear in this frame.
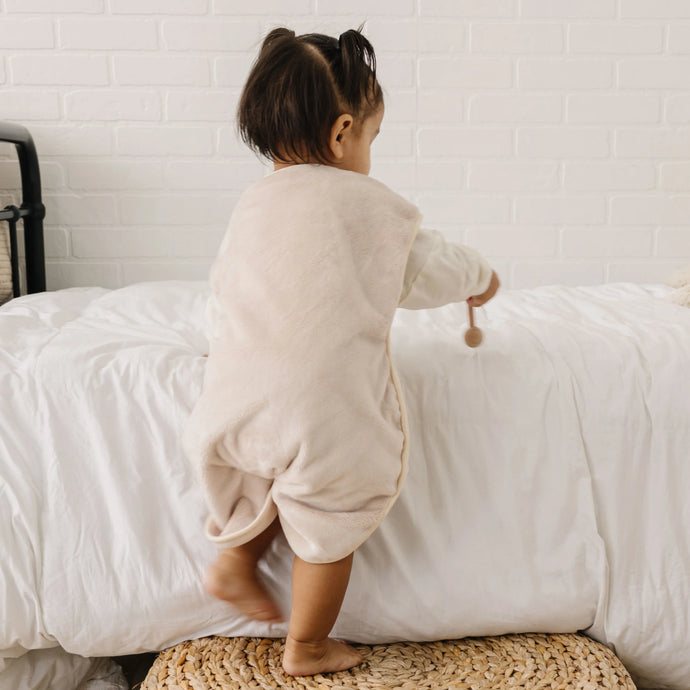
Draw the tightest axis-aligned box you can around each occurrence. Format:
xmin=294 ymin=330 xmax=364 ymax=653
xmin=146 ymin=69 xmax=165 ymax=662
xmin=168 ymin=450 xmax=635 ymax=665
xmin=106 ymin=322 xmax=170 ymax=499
xmin=328 ymin=113 xmax=354 ymax=160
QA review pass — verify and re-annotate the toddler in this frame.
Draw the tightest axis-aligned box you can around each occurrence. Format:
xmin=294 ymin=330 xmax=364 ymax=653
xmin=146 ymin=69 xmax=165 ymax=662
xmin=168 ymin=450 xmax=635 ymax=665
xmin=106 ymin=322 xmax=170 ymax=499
xmin=184 ymin=27 xmax=500 ymax=677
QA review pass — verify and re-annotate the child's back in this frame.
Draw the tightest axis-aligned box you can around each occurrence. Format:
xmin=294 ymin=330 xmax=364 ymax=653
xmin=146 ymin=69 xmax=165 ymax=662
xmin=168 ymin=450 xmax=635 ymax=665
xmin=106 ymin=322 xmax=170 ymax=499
xmin=188 ymin=163 xmax=421 ymax=563
xmin=183 ymin=26 xmax=499 ymax=677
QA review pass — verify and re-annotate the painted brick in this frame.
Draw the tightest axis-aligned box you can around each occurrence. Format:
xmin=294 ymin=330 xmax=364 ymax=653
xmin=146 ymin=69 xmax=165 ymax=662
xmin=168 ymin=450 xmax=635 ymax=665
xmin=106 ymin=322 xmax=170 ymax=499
xmin=0 ymin=19 xmax=54 ymax=48
xmin=10 ymin=55 xmax=109 ymax=86
xmin=513 ymin=261 xmax=605 ymax=288
xmin=370 ymin=160 xmax=416 ymax=192
xmin=114 ymin=55 xmax=210 ymax=86
xmin=661 ymin=163 xmax=690 ymax=192
xmin=520 ymin=0 xmax=616 ymax=18
xmin=35 ymin=163 xmax=66 ymax=192
xmin=518 ymin=127 xmax=610 ymax=158
xmin=172 ymin=228 xmax=223 ymax=258
xmin=30 ymin=126 xmax=113 ymax=157
xmin=0 ymin=91 xmax=60 ymax=120
xmin=0 ymin=163 xmax=21 ymax=190
xmin=418 ymin=128 xmax=513 ymax=158
xmin=610 ymin=196 xmax=666 ymax=225
xmin=5 ymin=0 xmax=102 ymax=11
xmin=471 ymin=23 xmax=564 ymax=54
xmin=64 ymin=90 xmax=162 ymax=121
xmin=381 ymin=91 xmax=416 ymax=124
xmin=45 ymin=194 xmax=118 ymax=226
xmin=607 ymin=262 xmax=683 ymax=283
xmin=109 ymin=0 xmax=207 ymax=13
xmin=1 ymin=5 xmax=688 ymax=290
xmin=217 ymin=127 xmax=251 ymax=157
xmin=417 ymin=90 xmax=465 ymax=124
xmin=166 ymin=90 xmax=237 ymax=123
xmin=619 ymin=59 xmax=690 ymax=89
xmin=72 ymin=228 xmax=170 ymax=258
xmin=375 ymin=128 xmax=415 ymax=157
xmin=668 ymin=25 xmax=690 ymax=54
xmin=416 ymin=160 xmax=466 ymax=191
xmin=469 ymin=162 xmax=560 ymax=192
xmin=611 ymin=195 xmax=690 ymax=225
xmin=566 ymin=94 xmax=660 ymax=124
xmin=419 ymin=0 xmax=514 ymax=18
xmin=316 ymin=0 xmax=414 ymax=15
xmin=616 ymin=129 xmax=690 ymax=158
xmin=518 ymin=59 xmax=613 ymax=89
xmin=376 ymin=56 xmax=415 ymax=89
xmin=469 ymin=94 xmax=562 ymax=123
xmin=67 ymin=161 xmax=164 ymax=191
xmin=116 ymin=126 xmax=214 ymax=156
xmin=214 ymin=56 xmax=255 ymax=87
xmin=419 ymin=58 xmax=513 ymax=89
xmin=118 ymin=194 xmax=235 ymax=225
xmin=164 ymin=160 xmax=264 ymax=190
xmin=568 ymin=24 xmax=664 ymax=54
xmin=656 ymin=229 xmax=690 ymax=257
xmin=516 ymin=196 xmax=607 ymax=224
xmin=122 ymin=262 xmax=211 ymax=283
xmin=621 ymin=0 xmax=690 ymax=18
xmin=418 ymin=22 xmax=467 ymax=52
xmin=466 ymin=227 xmax=559 ymax=256
xmin=418 ymin=194 xmax=512 ymax=225
xmin=44 ymin=228 xmax=70 ymax=259
xmin=214 ymin=0 xmax=312 ymax=13
xmin=59 ymin=19 xmax=158 ymax=50
xmin=162 ymin=20 xmax=261 ymax=52
xmin=47 ymin=263 xmax=120 ymax=291
xmin=562 ymin=227 xmax=653 ymax=257
xmin=564 ymin=163 xmax=656 ymax=192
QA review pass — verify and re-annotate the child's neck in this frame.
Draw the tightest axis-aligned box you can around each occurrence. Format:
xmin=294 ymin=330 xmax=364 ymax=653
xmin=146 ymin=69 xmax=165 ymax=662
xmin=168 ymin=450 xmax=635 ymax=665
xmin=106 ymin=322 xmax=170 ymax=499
xmin=273 ymin=161 xmax=297 ymax=172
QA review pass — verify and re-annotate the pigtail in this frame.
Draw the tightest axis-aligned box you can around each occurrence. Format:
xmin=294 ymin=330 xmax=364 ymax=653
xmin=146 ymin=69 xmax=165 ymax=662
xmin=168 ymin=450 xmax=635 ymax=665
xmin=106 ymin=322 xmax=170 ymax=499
xmin=237 ymin=26 xmax=383 ymax=164
xmin=261 ymin=27 xmax=295 ymax=51
xmin=238 ymin=27 xmax=340 ymax=164
xmin=333 ymin=29 xmax=381 ymax=115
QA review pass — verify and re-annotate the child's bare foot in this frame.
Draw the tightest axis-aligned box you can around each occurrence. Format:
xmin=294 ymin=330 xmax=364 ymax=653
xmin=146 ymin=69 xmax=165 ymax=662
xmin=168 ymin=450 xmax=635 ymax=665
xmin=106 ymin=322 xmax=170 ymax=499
xmin=282 ymin=635 xmax=363 ymax=676
xmin=204 ymin=549 xmax=283 ymax=623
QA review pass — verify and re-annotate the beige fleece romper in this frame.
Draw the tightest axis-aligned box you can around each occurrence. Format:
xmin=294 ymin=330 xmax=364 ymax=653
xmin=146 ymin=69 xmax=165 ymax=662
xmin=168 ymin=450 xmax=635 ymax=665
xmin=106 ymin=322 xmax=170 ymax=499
xmin=183 ymin=164 xmax=492 ymax=564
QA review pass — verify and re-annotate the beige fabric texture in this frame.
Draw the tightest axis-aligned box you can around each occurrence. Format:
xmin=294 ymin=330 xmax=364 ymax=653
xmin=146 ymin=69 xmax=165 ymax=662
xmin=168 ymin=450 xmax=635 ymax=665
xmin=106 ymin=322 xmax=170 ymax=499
xmin=184 ymin=164 xmax=492 ymax=563
xmin=0 ymin=226 xmax=12 ymax=305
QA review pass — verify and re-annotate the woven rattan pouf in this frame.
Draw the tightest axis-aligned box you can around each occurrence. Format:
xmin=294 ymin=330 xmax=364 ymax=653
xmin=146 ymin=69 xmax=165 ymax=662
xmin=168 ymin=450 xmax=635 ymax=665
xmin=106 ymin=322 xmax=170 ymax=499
xmin=139 ymin=633 xmax=636 ymax=689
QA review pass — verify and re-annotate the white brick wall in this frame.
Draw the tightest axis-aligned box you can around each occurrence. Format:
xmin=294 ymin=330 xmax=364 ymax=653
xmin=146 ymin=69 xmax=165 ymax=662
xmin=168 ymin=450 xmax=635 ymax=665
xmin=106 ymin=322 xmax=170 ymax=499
xmin=0 ymin=2 xmax=688 ymax=290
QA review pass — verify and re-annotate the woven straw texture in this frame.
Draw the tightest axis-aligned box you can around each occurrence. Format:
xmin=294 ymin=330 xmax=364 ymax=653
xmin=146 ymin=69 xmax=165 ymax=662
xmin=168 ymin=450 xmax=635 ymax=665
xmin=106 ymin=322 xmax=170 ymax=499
xmin=140 ymin=633 xmax=636 ymax=689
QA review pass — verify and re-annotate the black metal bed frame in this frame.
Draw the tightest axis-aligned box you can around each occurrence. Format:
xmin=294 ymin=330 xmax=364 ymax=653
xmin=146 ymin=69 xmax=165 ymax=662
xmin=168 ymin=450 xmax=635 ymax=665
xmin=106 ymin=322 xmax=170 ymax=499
xmin=0 ymin=122 xmax=46 ymax=297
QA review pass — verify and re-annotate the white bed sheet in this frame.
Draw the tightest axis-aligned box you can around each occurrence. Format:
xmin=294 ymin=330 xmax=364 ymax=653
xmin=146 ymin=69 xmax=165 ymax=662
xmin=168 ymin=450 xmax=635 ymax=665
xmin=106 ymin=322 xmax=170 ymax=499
xmin=0 ymin=649 xmax=126 ymax=690
xmin=1 ymin=281 xmax=688 ymax=689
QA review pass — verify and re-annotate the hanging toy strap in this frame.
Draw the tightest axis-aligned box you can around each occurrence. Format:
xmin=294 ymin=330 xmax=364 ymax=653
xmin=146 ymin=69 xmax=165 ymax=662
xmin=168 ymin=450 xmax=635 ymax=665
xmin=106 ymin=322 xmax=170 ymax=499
xmin=464 ymin=302 xmax=483 ymax=348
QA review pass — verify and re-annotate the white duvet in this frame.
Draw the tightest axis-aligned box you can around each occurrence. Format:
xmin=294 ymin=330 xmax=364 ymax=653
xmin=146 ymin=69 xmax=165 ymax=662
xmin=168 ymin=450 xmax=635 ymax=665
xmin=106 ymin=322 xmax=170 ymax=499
xmin=1 ymin=280 xmax=688 ymax=690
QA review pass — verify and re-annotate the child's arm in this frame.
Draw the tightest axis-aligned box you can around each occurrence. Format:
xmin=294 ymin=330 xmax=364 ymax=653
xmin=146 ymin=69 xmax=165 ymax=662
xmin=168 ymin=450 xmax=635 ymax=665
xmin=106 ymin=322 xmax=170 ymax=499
xmin=399 ymin=228 xmax=497 ymax=309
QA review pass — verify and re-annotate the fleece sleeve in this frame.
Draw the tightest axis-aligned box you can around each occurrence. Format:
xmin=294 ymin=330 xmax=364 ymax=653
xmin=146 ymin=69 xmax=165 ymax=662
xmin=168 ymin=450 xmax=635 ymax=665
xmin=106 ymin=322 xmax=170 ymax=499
xmin=399 ymin=228 xmax=493 ymax=310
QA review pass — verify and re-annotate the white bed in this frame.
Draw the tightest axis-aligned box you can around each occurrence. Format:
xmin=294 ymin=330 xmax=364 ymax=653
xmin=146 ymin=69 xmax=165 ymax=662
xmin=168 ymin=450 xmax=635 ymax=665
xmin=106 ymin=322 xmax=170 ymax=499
xmin=1 ymin=280 xmax=689 ymax=690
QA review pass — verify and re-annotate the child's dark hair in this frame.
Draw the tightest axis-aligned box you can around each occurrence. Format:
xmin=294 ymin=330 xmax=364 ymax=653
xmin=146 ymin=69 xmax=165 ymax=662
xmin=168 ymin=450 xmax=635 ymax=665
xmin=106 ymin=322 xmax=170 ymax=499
xmin=237 ymin=27 xmax=383 ymax=165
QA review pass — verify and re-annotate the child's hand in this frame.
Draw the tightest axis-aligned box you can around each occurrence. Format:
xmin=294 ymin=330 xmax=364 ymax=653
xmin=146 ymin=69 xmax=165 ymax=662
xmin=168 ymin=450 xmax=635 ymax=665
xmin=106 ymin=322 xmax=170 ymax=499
xmin=467 ymin=270 xmax=500 ymax=308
